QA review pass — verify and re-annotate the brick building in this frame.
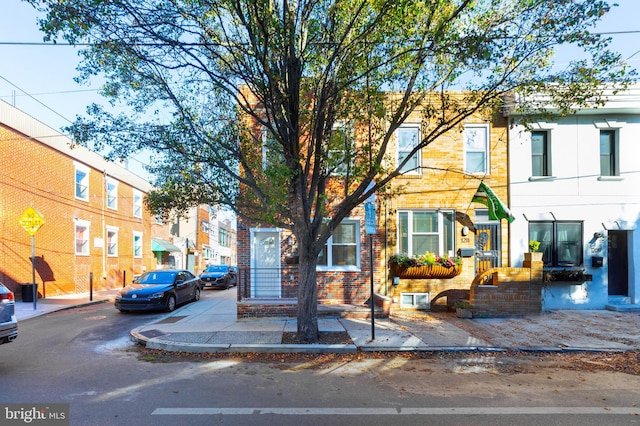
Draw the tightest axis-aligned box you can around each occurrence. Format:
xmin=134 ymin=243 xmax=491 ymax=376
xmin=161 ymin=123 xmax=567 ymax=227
xmin=0 ymin=100 xmax=174 ymax=298
xmin=236 ymin=91 xmax=512 ymax=314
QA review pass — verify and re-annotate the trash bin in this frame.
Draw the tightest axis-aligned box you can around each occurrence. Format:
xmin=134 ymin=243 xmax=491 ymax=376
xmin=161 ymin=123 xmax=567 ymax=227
xmin=21 ymin=283 xmax=37 ymax=302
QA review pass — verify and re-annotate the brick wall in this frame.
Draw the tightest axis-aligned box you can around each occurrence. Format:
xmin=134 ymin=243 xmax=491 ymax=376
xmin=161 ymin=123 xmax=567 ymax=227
xmin=0 ymin=117 xmax=161 ymax=297
xmin=469 ymin=260 xmax=544 ymax=317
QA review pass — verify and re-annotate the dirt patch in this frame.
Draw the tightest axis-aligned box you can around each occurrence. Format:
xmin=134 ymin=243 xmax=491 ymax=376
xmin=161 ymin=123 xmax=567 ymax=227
xmin=281 ymin=331 xmax=352 ymax=345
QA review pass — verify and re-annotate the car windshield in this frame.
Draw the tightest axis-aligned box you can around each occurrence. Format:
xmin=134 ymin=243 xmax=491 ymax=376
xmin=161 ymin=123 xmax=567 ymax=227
xmin=137 ymin=271 xmax=176 ymax=284
xmin=204 ymin=265 xmax=228 ymax=273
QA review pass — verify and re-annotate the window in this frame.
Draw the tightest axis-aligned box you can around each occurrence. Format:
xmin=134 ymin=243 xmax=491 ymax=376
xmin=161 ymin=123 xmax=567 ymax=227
xmin=464 ymin=124 xmax=489 ymax=174
xmin=531 ymin=131 xmax=551 ymax=177
xmin=529 ymin=221 xmax=583 ymax=267
xmin=600 ymin=130 xmax=619 ymax=177
xmin=327 ymin=122 xmax=354 ymax=176
xmin=318 ymin=219 xmax=360 ymax=269
xmin=396 ymin=125 xmax=421 ymax=175
xmin=133 ymin=190 xmax=142 ymax=218
xmin=107 ymin=227 xmax=118 ymax=256
xmin=74 ymin=163 xmax=89 ymax=201
xmin=133 ymin=232 xmax=143 ymax=258
xmin=400 ymin=293 xmax=430 ymax=309
xmin=219 ymin=228 xmax=230 ymax=247
xmin=106 ymin=178 xmax=118 ymax=210
xmin=262 ymin=126 xmax=285 ymax=171
xmin=398 ymin=210 xmax=455 ymax=256
xmin=74 ymin=220 xmax=90 ymax=255
xmin=201 ymin=221 xmax=210 ymax=234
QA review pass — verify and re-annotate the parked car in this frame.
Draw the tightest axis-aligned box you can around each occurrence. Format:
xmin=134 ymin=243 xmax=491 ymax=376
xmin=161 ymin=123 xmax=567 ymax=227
xmin=115 ymin=269 xmax=201 ymax=312
xmin=0 ymin=282 xmax=18 ymax=345
xmin=200 ymin=265 xmax=237 ymax=289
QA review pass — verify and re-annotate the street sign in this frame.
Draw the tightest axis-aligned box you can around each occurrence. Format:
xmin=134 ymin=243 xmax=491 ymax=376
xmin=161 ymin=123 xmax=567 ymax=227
xmin=365 ymin=203 xmax=376 ymax=235
xmin=19 ymin=206 xmax=45 ymax=236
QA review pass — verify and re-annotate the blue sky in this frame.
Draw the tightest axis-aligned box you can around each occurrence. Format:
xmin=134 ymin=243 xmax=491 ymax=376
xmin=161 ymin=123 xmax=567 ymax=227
xmin=1 ymin=0 xmax=639 ymax=170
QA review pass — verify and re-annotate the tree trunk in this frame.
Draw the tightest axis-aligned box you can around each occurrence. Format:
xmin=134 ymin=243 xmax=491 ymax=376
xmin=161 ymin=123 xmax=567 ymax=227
xmin=296 ymin=253 xmax=319 ymax=343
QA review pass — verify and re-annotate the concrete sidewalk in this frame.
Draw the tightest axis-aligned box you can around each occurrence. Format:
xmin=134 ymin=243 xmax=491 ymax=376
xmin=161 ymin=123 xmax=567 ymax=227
xmin=14 ymin=288 xmax=640 ymax=354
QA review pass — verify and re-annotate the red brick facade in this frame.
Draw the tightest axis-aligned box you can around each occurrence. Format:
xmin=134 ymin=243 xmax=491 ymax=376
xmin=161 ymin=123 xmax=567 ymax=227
xmin=0 ymin=102 xmax=168 ymax=297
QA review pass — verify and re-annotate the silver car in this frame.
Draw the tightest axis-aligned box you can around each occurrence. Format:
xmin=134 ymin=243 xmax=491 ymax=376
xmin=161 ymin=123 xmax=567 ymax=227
xmin=0 ymin=282 xmax=18 ymax=344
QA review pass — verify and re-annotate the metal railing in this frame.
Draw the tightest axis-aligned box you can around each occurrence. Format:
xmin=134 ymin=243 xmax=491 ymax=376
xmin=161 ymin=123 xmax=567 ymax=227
xmin=238 ymin=266 xmax=299 ymax=300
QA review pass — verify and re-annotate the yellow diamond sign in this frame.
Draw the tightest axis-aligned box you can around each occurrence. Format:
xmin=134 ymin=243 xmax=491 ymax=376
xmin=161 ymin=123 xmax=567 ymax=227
xmin=19 ymin=206 xmax=45 ymax=236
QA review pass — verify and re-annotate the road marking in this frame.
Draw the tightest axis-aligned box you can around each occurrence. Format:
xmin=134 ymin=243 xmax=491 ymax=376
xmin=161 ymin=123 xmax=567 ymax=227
xmin=153 ymin=407 xmax=640 ymax=416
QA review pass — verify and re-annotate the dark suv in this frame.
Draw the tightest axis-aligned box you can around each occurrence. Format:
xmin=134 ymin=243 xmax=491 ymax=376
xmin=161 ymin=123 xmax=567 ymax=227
xmin=200 ymin=265 xmax=237 ymax=289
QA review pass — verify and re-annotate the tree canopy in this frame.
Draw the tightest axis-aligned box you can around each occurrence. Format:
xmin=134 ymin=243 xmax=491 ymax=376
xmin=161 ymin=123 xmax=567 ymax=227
xmin=28 ymin=0 xmax=635 ymax=342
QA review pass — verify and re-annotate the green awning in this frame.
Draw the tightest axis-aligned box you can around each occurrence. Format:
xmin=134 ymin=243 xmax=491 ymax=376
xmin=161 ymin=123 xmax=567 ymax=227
xmin=151 ymin=238 xmax=182 ymax=253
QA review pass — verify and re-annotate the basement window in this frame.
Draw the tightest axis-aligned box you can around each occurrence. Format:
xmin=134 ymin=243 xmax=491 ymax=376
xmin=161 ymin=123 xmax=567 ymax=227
xmin=400 ymin=292 xmax=430 ymax=309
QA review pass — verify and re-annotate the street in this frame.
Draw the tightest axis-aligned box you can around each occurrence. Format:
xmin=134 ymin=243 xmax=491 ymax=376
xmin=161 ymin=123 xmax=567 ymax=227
xmin=1 ymin=291 xmax=640 ymax=425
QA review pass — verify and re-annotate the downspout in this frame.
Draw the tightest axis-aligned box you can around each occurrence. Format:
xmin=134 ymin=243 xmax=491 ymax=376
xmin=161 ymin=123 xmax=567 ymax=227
xmin=102 ymin=171 xmax=107 ymax=280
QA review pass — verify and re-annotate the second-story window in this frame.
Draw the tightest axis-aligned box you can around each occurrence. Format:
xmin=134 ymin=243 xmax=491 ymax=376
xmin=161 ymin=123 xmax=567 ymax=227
xmin=261 ymin=126 xmax=285 ymax=171
xmin=464 ymin=124 xmax=489 ymax=174
xmin=75 ymin=163 xmax=89 ymax=201
xmin=133 ymin=190 xmax=142 ymax=218
xmin=327 ymin=122 xmax=354 ymax=176
xmin=219 ymin=228 xmax=230 ymax=247
xmin=531 ymin=130 xmax=551 ymax=177
xmin=600 ymin=129 xmax=619 ymax=177
xmin=396 ymin=125 xmax=421 ymax=175
xmin=106 ymin=178 xmax=118 ymax=210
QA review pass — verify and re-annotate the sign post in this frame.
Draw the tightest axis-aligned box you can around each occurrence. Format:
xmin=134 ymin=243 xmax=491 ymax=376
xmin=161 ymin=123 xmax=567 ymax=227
xmin=19 ymin=206 xmax=45 ymax=310
xmin=365 ymin=202 xmax=376 ymax=340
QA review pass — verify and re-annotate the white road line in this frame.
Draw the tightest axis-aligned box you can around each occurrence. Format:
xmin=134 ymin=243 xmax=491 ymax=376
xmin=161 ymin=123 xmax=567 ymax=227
xmin=152 ymin=407 xmax=640 ymax=416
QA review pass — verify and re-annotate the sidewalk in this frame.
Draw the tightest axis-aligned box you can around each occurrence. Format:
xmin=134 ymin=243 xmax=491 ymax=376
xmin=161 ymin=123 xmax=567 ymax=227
xmin=14 ymin=289 xmax=640 ymax=354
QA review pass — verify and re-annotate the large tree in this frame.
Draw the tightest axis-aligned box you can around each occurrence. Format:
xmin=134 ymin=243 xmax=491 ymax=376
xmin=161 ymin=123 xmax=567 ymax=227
xmin=29 ymin=0 xmax=634 ymax=342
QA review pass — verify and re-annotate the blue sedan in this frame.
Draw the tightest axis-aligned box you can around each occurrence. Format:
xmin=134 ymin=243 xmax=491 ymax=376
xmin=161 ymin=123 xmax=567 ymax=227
xmin=115 ymin=269 xmax=201 ymax=312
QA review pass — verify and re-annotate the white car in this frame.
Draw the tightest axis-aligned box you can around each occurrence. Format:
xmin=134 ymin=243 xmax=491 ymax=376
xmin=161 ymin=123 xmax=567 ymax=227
xmin=0 ymin=282 xmax=18 ymax=344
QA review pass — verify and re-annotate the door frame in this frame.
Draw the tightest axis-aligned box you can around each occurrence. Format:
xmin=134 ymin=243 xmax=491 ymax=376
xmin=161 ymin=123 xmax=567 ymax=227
xmin=250 ymin=228 xmax=282 ymax=298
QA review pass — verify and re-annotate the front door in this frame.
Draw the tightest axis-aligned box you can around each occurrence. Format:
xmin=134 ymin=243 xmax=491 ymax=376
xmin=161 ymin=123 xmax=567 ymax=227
xmin=474 ymin=223 xmax=501 ymax=274
xmin=608 ymin=230 xmax=629 ymax=296
xmin=251 ymin=230 xmax=281 ymax=298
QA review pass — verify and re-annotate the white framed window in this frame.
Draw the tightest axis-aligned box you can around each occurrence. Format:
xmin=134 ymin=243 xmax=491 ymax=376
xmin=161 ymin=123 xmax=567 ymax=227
xmin=106 ymin=226 xmax=118 ymax=257
xmin=74 ymin=162 xmax=89 ymax=201
xmin=133 ymin=232 xmax=143 ymax=258
xmin=133 ymin=190 xmax=143 ymax=218
xmin=106 ymin=178 xmax=118 ymax=210
xmin=397 ymin=210 xmax=455 ymax=257
xmin=317 ymin=219 xmax=360 ymax=270
xmin=327 ymin=122 xmax=354 ymax=176
xmin=396 ymin=124 xmax=421 ymax=175
xmin=464 ymin=124 xmax=489 ymax=174
xmin=74 ymin=219 xmax=91 ymax=256
xmin=400 ymin=292 xmax=430 ymax=309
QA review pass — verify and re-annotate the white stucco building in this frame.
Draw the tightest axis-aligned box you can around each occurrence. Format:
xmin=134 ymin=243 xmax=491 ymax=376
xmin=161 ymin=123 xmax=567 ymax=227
xmin=507 ymin=86 xmax=640 ymax=310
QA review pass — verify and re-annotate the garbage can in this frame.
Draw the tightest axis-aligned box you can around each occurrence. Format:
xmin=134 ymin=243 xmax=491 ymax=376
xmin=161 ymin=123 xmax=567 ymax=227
xmin=21 ymin=283 xmax=37 ymax=302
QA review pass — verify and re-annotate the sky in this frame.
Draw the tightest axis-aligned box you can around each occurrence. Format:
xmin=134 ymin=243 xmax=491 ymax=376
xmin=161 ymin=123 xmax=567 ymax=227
xmin=1 ymin=0 xmax=640 ymax=180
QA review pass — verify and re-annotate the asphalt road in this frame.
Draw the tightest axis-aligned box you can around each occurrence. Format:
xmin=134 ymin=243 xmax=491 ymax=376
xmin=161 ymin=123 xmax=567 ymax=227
xmin=1 ymin=293 xmax=640 ymax=425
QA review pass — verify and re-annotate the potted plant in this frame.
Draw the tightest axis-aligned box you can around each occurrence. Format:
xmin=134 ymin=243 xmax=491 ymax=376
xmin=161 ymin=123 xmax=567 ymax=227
xmin=524 ymin=240 xmax=543 ymax=262
xmin=389 ymin=252 xmax=463 ymax=279
xmin=454 ymin=300 xmax=473 ymax=318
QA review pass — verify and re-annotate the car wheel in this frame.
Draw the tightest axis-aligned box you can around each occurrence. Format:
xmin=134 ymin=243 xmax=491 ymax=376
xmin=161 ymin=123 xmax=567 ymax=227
xmin=192 ymin=286 xmax=201 ymax=302
xmin=166 ymin=294 xmax=177 ymax=312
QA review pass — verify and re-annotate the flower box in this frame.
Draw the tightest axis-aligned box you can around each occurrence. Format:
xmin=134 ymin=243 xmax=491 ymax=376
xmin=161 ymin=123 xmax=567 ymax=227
xmin=391 ymin=264 xmax=462 ymax=279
